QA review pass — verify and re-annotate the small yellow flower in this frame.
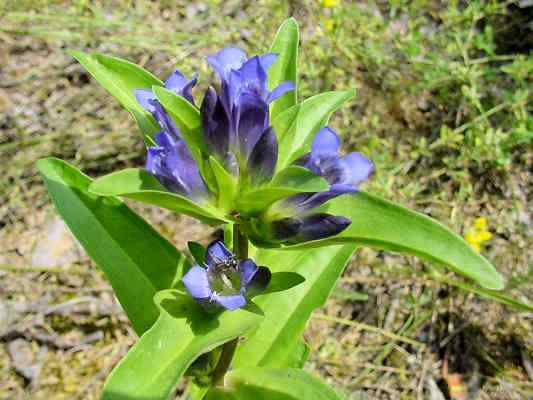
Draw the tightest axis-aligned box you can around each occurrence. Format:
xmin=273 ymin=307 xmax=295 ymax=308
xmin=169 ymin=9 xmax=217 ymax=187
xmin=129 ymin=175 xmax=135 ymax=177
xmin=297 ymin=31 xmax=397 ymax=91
xmin=473 ymin=216 xmax=487 ymax=230
xmin=464 ymin=217 xmax=493 ymax=253
xmin=324 ymin=19 xmax=335 ymax=32
xmin=323 ymin=0 xmax=340 ymax=8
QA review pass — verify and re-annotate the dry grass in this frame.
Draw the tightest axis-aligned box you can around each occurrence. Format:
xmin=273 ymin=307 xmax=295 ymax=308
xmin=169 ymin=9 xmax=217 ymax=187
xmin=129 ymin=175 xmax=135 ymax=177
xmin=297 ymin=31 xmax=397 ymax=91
xmin=0 ymin=1 xmax=531 ymax=399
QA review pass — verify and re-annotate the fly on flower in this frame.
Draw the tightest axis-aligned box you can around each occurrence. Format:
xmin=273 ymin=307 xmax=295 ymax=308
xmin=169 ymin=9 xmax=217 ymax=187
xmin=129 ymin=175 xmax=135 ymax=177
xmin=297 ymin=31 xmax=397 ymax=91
xmin=181 ymin=240 xmax=271 ymax=311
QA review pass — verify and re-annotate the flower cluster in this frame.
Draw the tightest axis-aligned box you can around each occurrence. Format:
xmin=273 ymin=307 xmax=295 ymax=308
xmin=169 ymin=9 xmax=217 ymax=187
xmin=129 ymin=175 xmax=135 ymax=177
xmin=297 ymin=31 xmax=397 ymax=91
xmin=182 ymin=241 xmax=270 ymax=311
xmin=464 ymin=217 xmax=493 ymax=253
xmin=134 ymin=47 xmax=372 ymax=246
xmin=263 ymin=126 xmax=373 ymax=244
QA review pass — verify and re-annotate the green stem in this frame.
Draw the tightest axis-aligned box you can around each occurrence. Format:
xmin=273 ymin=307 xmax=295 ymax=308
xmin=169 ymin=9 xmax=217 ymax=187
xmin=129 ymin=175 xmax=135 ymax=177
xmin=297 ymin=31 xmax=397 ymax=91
xmin=211 ymin=223 xmax=248 ymax=386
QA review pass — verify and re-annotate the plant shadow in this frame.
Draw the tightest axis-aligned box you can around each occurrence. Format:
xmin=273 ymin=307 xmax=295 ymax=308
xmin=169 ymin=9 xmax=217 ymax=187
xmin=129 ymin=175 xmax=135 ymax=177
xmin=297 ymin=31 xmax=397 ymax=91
xmin=159 ymin=291 xmax=221 ymax=335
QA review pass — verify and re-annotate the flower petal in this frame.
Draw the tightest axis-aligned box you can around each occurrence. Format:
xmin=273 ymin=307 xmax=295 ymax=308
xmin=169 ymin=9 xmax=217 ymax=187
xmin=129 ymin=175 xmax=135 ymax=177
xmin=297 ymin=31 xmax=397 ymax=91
xmin=235 ymin=93 xmax=269 ymax=159
xmin=271 ymin=217 xmax=303 ymax=240
xmin=146 ymin=132 xmax=207 ymax=199
xmin=134 ymin=89 xmax=156 ymax=112
xmin=267 ymin=81 xmax=295 ymax=103
xmin=205 ymin=240 xmax=234 ymax=267
xmin=311 ymin=127 xmax=341 ymax=156
xmin=149 ymin=99 xmax=181 ymax=139
xmin=247 ymin=127 xmax=278 ymax=184
xmin=182 ymin=266 xmax=211 ymax=299
xmin=283 ymin=191 xmax=340 ymax=214
xmin=212 ymin=293 xmax=247 ymax=310
xmin=258 ymin=53 xmax=278 ymax=71
xmin=207 ymin=47 xmax=247 ymax=81
xmin=201 ymin=87 xmax=230 ymax=158
xmin=165 ymin=69 xmax=187 ymax=91
xmin=341 ymin=152 xmax=374 ymax=187
xmin=244 ymin=266 xmax=271 ymax=297
xmin=292 ymin=213 xmax=351 ymax=243
xmin=165 ymin=69 xmax=198 ymax=104
xmin=238 ymin=56 xmax=269 ymax=98
xmin=238 ymin=259 xmax=258 ymax=287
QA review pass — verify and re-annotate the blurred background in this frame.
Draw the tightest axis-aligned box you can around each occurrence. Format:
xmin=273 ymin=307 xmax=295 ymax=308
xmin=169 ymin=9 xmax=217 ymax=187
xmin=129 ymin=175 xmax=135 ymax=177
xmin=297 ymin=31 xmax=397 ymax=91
xmin=0 ymin=1 xmax=531 ymax=399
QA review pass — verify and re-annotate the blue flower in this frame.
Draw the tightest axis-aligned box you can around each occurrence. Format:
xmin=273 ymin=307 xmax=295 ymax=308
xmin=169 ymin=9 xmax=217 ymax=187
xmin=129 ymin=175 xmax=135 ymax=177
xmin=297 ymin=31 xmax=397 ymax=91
xmin=181 ymin=241 xmax=271 ymax=311
xmin=267 ymin=127 xmax=373 ymax=243
xmin=201 ymin=47 xmax=294 ymax=183
xmin=146 ymin=130 xmax=208 ymax=201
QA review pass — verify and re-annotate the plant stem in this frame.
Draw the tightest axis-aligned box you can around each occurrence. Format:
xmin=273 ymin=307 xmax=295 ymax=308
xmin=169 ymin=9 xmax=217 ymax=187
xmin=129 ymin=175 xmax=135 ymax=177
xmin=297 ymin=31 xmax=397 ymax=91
xmin=210 ymin=223 xmax=248 ymax=386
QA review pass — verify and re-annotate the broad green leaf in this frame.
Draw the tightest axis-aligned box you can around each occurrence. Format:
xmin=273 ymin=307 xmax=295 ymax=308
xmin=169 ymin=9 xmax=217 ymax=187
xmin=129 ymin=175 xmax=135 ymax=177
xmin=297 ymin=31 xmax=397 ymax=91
xmin=206 ymin=368 xmax=342 ymax=400
xmin=283 ymin=192 xmax=504 ymax=290
xmin=285 ymin=339 xmax=310 ymax=369
xmin=89 ymin=168 xmax=227 ymax=225
xmin=37 ymin=158 xmax=187 ymax=335
xmin=434 ymin=274 xmax=532 ymax=312
xmin=269 ymin=18 xmax=299 ymax=118
xmin=209 ymin=156 xmax=237 ymax=212
xmin=260 ymin=272 xmax=306 ymax=296
xmin=68 ymin=51 xmax=162 ymax=142
xmin=275 ymin=90 xmax=356 ymax=170
xmin=234 ymin=244 xmax=356 ymax=368
xmin=237 ymin=166 xmax=328 ymax=215
xmin=102 ymin=290 xmax=262 ymax=400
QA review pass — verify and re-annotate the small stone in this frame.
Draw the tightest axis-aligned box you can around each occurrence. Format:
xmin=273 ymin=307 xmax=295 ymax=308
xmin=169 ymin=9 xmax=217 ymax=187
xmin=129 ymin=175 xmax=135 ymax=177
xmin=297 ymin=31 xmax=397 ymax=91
xmin=31 ymin=217 xmax=81 ymax=268
xmin=7 ymin=339 xmax=42 ymax=384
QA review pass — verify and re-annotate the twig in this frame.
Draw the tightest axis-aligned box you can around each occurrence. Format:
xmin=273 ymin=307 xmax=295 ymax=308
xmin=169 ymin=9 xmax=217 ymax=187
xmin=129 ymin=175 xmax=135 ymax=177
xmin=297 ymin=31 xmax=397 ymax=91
xmin=0 ymin=263 xmax=88 ymax=275
xmin=312 ymin=313 xmax=424 ymax=348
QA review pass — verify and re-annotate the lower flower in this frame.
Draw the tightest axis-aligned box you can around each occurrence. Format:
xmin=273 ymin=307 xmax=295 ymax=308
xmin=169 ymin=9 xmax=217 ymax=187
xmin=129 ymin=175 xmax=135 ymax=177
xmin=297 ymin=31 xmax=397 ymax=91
xmin=181 ymin=240 xmax=271 ymax=311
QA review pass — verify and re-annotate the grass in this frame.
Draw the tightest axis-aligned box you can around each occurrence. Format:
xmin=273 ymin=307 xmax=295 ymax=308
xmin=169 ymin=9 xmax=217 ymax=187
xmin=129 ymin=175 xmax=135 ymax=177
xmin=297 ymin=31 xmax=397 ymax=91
xmin=0 ymin=1 xmax=531 ymax=399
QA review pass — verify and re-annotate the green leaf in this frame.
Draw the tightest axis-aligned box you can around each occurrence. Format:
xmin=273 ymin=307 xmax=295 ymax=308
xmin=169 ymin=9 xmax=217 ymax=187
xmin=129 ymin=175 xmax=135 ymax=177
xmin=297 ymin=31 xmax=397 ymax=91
xmin=283 ymin=192 xmax=504 ymax=290
xmin=89 ymin=168 xmax=227 ymax=225
xmin=206 ymin=368 xmax=343 ymax=400
xmin=285 ymin=339 xmax=311 ymax=369
xmin=188 ymin=241 xmax=206 ymax=265
xmin=102 ymin=290 xmax=262 ymax=400
xmin=434 ymin=274 xmax=532 ymax=312
xmin=237 ymin=166 xmax=328 ymax=215
xmin=68 ymin=51 xmax=162 ymax=142
xmin=270 ymin=166 xmax=328 ymax=190
xmin=37 ymin=158 xmax=187 ymax=335
xmin=269 ymin=18 xmax=299 ymax=118
xmin=234 ymin=245 xmax=356 ymax=368
xmin=260 ymin=272 xmax=306 ymax=296
xmin=275 ymin=90 xmax=356 ymax=170
xmin=209 ymin=156 xmax=237 ymax=212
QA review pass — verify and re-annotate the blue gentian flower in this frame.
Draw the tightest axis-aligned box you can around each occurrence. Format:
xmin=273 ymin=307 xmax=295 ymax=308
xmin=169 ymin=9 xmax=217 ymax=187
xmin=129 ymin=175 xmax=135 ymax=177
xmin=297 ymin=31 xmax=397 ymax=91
xmin=181 ymin=240 xmax=271 ymax=311
xmin=146 ymin=130 xmax=208 ymax=201
xmin=266 ymin=127 xmax=373 ymax=243
xmin=134 ymin=69 xmax=206 ymax=200
xmin=201 ymin=47 xmax=294 ymax=183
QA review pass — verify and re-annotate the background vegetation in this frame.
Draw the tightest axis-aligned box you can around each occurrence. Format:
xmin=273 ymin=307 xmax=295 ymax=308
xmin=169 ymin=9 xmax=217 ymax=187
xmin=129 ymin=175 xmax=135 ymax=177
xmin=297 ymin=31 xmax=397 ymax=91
xmin=0 ymin=1 xmax=531 ymax=399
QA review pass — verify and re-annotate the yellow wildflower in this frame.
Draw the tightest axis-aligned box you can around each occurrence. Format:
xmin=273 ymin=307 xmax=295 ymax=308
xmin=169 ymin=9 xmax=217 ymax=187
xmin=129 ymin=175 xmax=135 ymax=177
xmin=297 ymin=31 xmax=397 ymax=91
xmin=464 ymin=217 xmax=493 ymax=253
xmin=473 ymin=216 xmax=487 ymax=230
xmin=323 ymin=0 xmax=340 ymax=8
xmin=325 ymin=19 xmax=335 ymax=32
